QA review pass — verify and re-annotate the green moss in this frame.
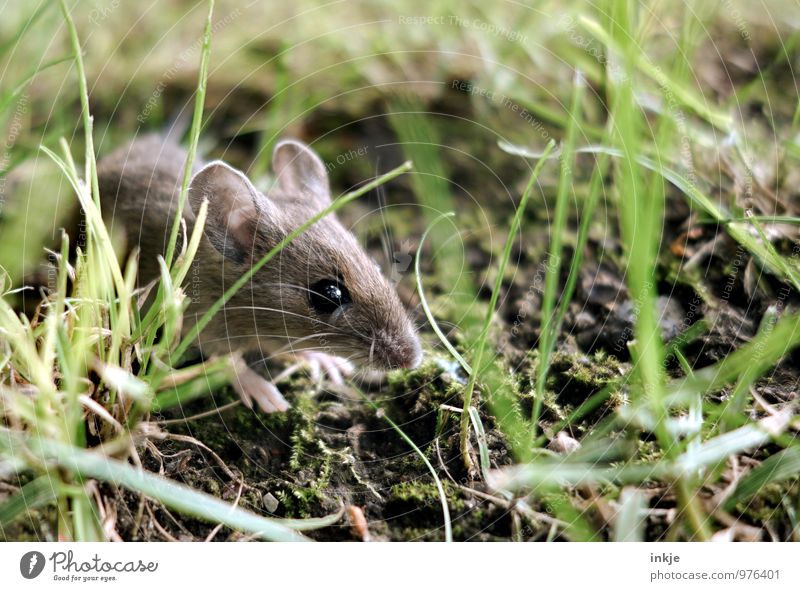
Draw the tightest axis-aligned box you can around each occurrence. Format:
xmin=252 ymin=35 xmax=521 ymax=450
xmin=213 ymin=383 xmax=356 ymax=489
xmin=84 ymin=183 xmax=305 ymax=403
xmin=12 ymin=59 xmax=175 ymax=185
xmin=275 ymin=485 xmax=321 ymax=518
xmin=735 ymin=479 xmax=800 ymax=527
xmin=555 ymin=350 xmax=623 ymax=389
xmin=636 ymin=439 xmax=663 ymax=464
xmin=386 ymin=358 xmax=468 ymax=425
xmin=387 ymin=358 xmax=455 ymax=399
xmin=277 ymin=393 xmax=335 ymax=517
xmin=389 ymin=479 xmax=465 ymax=513
xmin=391 ymin=480 xmax=439 ymax=503
xmin=394 ymin=526 xmax=444 ymax=541
xmin=167 ymin=384 xmax=293 ymax=452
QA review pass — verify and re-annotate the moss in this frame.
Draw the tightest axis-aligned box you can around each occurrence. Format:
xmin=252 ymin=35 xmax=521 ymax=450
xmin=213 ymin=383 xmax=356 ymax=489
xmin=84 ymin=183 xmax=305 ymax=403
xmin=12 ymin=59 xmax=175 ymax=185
xmin=470 ymin=508 xmax=486 ymax=523
xmin=391 ymin=480 xmax=439 ymax=503
xmin=609 ymin=388 xmax=629 ymax=408
xmin=636 ymin=439 xmax=663 ymax=464
xmin=277 ymin=393 xmax=336 ymax=517
xmin=735 ymin=479 xmax=800 ymax=527
xmin=387 ymin=358 xmax=461 ymax=407
xmin=520 ymin=349 xmax=627 ymax=425
xmin=0 ymin=504 xmax=58 ymax=541
xmin=275 ymin=485 xmax=320 ymax=518
xmin=166 ymin=385 xmax=292 ymax=452
xmin=555 ymin=349 xmax=623 ymax=389
xmin=389 ymin=479 xmax=465 ymax=513
xmin=394 ymin=526 xmax=444 ymax=541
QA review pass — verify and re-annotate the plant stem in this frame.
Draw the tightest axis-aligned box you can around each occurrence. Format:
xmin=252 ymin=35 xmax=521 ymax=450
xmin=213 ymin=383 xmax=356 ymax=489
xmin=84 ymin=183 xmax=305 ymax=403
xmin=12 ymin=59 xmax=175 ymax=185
xmin=459 ymin=140 xmax=556 ymax=472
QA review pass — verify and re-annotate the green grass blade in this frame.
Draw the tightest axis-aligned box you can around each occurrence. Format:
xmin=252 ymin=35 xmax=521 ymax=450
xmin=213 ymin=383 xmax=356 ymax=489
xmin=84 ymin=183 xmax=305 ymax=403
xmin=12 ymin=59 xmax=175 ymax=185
xmin=164 ymin=0 xmax=214 ymax=269
xmin=723 ymin=447 xmax=800 ymax=512
xmin=532 ymin=70 xmax=585 ymax=440
xmin=613 ymin=487 xmax=647 ymax=542
xmin=58 ymin=0 xmax=100 ymax=207
xmin=414 ymin=212 xmax=472 ymax=375
xmin=674 ymin=411 xmax=793 ymax=476
xmin=21 ymin=437 xmax=311 ymax=542
xmin=460 ymin=139 xmax=556 ymax=470
xmin=579 ymin=16 xmax=732 ymax=131
xmin=467 ymin=406 xmax=491 ymax=483
xmin=358 ymin=391 xmax=452 ymax=542
xmin=545 ymin=491 xmax=601 ymax=541
xmin=151 ymin=357 xmax=234 ymax=412
xmin=665 ymin=311 xmax=800 ymax=405
xmin=0 ymin=475 xmax=59 ymax=528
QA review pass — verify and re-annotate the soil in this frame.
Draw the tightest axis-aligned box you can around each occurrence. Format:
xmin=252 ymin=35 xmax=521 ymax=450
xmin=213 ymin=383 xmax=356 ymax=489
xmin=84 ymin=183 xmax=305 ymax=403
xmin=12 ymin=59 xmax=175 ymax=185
xmin=4 ymin=61 xmax=800 ymax=543
xmin=104 ymin=92 xmax=800 ymax=542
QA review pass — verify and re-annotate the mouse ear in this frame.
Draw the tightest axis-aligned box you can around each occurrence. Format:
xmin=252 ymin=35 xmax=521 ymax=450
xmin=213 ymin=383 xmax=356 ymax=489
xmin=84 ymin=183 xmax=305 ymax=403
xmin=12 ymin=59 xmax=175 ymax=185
xmin=188 ymin=160 xmax=272 ymax=263
xmin=272 ymin=139 xmax=330 ymax=207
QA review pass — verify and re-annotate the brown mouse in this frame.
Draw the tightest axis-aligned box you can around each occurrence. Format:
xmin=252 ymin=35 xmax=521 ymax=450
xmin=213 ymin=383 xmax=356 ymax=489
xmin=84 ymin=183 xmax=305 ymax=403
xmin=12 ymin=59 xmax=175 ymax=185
xmin=97 ymin=132 xmax=422 ymax=412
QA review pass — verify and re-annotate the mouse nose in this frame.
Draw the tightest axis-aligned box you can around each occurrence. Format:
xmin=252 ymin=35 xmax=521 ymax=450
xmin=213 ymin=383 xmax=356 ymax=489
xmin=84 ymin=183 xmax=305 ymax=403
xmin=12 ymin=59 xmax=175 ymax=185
xmin=384 ymin=333 xmax=423 ymax=370
xmin=401 ymin=340 xmax=423 ymax=369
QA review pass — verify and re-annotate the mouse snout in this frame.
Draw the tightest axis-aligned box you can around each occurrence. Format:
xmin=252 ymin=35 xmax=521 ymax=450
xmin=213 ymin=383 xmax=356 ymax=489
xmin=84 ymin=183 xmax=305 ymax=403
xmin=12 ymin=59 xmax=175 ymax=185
xmin=396 ymin=337 xmax=423 ymax=369
xmin=371 ymin=328 xmax=423 ymax=371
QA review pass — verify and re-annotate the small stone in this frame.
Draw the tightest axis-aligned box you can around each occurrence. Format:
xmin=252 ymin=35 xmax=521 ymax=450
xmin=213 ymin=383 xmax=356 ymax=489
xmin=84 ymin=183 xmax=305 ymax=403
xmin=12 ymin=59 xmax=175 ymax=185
xmin=262 ymin=492 xmax=279 ymax=513
xmin=548 ymin=431 xmax=581 ymax=454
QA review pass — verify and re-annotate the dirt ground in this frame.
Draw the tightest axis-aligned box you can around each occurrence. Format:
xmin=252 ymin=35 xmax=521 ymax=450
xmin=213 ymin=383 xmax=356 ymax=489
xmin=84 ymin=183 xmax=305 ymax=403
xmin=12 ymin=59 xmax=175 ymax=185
xmin=3 ymin=19 xmax=800 ymax=541
xmin=89 ymin=90 xmax=799 ymax=542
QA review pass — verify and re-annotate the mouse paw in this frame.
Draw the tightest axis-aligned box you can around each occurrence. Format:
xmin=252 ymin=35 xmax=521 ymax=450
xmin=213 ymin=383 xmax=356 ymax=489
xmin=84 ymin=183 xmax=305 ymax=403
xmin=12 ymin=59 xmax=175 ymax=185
xmin=232 ymin=362 xmax=290 ymax=413
xmin=294 ymin=351 xmax=354 ymax=385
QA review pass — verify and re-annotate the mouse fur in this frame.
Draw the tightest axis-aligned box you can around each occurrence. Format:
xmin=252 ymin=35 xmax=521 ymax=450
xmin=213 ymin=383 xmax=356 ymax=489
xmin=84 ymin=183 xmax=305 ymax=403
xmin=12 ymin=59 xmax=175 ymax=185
xmin=97 ymin=132 xmax=422 ymax=410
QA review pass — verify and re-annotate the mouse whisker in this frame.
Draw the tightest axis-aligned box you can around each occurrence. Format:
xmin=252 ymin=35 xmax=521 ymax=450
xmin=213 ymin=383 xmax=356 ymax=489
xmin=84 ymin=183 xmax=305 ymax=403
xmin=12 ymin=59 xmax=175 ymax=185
xmin=376 ymin=182 xmax=395 ymax=269
xmin=252 ymin=282 xmax=326 ymax=295
xmin=223 ymin=305 xmax=341 ymax=331
xmin=196 ymin=333 xmax=331 ymax=347
xmin=223 ymin=305 xmax=384 ymax=346
xmin=255 ymin=344 xmax=343 ymax=364
xmin=266 ymin=332 xmax=345 ymax=357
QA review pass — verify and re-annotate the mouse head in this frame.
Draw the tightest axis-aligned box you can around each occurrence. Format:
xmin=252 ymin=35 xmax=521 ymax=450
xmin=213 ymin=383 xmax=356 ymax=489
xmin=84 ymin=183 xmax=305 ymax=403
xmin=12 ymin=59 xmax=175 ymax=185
xmin=188 ymin=139 xmax=422 ymax=371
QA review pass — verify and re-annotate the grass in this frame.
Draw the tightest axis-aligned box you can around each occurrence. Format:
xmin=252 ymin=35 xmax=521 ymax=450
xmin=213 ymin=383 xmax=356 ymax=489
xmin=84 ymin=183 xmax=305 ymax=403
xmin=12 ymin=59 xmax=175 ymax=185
xmin=459 ymin=139 xmax=555 ymax=470
xmin=357 ymin=388 xmax=452 ymax=542
xmin=531 ymin=70 xmax=585 ymax=445
xmin=2 ymin=0 xmax=800 ymax=541
xmin=414 ymin=0 xmax=800 ymax=540
xmin=0 ymin=0 xmax=413 ymax=541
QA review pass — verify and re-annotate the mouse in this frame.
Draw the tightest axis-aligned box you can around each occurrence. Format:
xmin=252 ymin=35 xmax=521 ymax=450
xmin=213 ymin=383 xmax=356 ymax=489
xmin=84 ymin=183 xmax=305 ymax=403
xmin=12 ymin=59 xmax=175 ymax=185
xmin=97 ymin=132 xmax=423 ymax=412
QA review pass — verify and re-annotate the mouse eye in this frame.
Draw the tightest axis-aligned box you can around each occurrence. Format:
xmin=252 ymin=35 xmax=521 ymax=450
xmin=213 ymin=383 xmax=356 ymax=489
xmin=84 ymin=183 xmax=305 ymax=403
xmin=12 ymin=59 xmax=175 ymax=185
xmin=309 ymin=279 xmax=352 ymax=314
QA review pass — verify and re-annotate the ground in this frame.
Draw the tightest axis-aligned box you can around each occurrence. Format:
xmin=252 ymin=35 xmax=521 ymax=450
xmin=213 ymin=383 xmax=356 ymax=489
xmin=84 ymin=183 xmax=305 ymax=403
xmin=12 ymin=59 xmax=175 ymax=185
xmin=1 ymin=1 xmax=799 ymax=542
